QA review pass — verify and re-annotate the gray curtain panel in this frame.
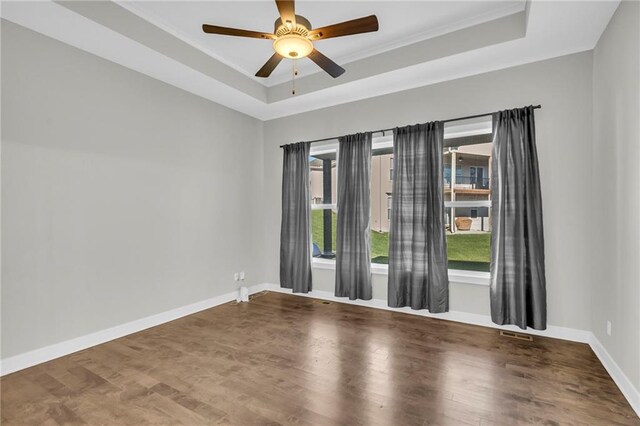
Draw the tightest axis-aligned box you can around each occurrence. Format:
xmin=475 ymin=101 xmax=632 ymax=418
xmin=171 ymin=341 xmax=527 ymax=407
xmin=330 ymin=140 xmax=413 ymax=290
xmin=280 ymin=142 xmax=312 ymax=293
xmin=335 ymin=132 xmax=373 ymax=300
xmin=388 ymin=122 xmax=449 ymax=312
xmin=490 ymin=106 xmax=547 ymax=330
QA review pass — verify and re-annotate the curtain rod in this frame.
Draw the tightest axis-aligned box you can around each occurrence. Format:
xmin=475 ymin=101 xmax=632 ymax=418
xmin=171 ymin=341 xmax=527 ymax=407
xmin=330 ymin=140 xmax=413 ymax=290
xmin=279 ymin=105 xmax=541 ymax=148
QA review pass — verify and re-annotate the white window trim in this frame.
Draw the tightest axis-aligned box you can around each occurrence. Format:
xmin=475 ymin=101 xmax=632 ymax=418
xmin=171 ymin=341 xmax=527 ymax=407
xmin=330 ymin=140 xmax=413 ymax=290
xmin=372 ymin=134 xmax=393 ymax=149
xmin=311 ymin=258 xmax=489 ymax=286
xmin=311 ymin=258 xmax=337 ymax=270
xmin=444 ymin=120 xmax=492 ymax=138
xmin=311 ymin=203 xmax=336 ymax=210
xmin=445 ymin=200 xmax=491 ymax=208
xmin=447 ymin=269 xmax=490 ymax=286
xmin=309 ymin=140 xmax=339 ymax=156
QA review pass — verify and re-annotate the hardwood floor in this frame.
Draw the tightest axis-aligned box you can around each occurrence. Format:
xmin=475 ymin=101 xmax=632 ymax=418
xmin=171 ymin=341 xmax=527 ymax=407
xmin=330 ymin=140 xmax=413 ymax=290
xmin=2 ymin=291 xmax=638 ymax=425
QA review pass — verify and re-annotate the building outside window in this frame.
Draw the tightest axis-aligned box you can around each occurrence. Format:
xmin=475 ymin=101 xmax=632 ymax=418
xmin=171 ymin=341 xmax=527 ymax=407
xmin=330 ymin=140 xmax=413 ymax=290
xmin=443 ymin=136 xmax=492 ymax=272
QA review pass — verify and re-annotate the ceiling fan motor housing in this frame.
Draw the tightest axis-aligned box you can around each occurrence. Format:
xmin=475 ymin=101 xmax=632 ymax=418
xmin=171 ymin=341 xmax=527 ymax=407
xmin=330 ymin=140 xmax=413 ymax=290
xmin=273 ymin=15 xmax=314 ymax=59
xmin=274 ymin=15 xmax=312 ymax=36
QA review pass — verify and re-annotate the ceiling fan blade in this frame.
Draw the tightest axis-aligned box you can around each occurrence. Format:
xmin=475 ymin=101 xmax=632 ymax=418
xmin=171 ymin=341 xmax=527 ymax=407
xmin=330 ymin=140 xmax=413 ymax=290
xmin=202 ymin=24 xmax=275 ymax=39
xmin=307 ymin=49 xmax=345 ymax=78
xmin=275 ymin=0 xmax=296 ymax=27
xmin=308 ymin=15 xmax=379 ymax=40
xmin=255 ymin=53 xmax=284 ymax=78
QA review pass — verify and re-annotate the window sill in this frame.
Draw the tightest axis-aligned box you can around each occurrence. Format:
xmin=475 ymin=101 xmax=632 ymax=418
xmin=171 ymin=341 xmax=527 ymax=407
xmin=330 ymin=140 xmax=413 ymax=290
xmin=447 ymin=269 xmax=490 ymax=286
xmin=311 ymin=259 xmax=490 ymax=286
xmin=311 ymin=258 xmax=338 ymax=271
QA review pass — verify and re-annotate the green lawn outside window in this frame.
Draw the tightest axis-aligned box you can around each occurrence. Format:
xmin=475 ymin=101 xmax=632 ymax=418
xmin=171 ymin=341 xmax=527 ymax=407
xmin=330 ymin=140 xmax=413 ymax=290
xmin=311 ymin=210 xmax=490 ymax=272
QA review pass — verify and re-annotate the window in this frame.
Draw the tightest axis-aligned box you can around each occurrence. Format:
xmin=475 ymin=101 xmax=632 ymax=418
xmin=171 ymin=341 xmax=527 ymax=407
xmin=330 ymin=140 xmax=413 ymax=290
xmin=469 ymin=166 xmax=487 ymax=189
xmin=444 ymin=164 xmax=451 ymax=188
xmin=310 ymin=120 xmax=493 ymax=276
xmin=444 ymin=125 xmax=493 ymax=272
xmin=309 ymin=143 xmax=338 ymax=259
xmin=370 ymin=136 xmax=393 ymax=264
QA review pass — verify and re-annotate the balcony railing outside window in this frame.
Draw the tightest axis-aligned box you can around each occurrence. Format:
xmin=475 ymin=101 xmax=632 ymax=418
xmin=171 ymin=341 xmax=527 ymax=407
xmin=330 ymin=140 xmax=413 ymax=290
xmin=444 ymin=175 xmax=490 ymax=190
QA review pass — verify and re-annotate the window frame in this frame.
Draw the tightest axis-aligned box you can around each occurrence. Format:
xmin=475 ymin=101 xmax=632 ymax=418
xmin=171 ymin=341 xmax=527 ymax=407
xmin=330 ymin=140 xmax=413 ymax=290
xmin=309 ymin=141 xmax=339 ymax=260
xmin=309 ymin=122 xmax=492 ymax=286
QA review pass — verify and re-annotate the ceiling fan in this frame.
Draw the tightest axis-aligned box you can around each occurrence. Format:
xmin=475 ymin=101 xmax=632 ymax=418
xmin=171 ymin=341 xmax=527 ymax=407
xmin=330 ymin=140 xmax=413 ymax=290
xmin=202 ymin=0 xmax=379 ymax=79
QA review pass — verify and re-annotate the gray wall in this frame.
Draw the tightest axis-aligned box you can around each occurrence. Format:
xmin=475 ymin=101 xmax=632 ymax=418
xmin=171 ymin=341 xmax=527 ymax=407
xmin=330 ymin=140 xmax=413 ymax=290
xmin=591 ymin=1 xmax=640 ymax=391
xmin=2 ymin=6 xmax=638 ymax=396
xmin=263 ymin=52 xmax=595 ymax=330
xmin=1 ymin=21 xmax=264 ymax=358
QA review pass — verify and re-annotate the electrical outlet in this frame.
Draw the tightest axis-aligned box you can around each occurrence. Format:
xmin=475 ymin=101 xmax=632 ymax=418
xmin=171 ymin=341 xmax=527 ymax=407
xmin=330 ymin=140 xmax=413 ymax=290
xmin=234 ymin=273 xmax=239 ymax=281
xmin=606 ymin=321 xmax=612 ymax=336
xmin=239 ymin=271 xmax=245 ymax=281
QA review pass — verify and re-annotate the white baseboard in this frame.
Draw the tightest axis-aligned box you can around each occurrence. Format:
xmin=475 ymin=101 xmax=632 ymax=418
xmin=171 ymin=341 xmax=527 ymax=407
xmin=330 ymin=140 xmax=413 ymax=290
xmin=264 ymin=283 xmax=639 ymax=418
xmin=263 ymin=284 xmax=591 ymax=342
xmin=2 ymin=282 xmax=637 ymax=419
xmin=589 ymin=333 xmax=640 ymax=417
xmin=0 ymin=283 xmax=270 ymax=376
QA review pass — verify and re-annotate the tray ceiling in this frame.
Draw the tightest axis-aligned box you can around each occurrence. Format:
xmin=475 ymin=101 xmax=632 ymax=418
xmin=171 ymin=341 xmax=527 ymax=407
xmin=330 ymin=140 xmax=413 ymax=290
xmin=121 ymin=1 xmax=526 ymax=86
xmin=1 ymin=0 xmax=620 ymax=120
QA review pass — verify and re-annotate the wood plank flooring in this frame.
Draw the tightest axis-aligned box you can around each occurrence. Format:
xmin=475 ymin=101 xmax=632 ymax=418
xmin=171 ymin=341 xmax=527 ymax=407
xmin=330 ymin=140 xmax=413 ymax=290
xmin=1 ymin=291 xmax=638 ymax=425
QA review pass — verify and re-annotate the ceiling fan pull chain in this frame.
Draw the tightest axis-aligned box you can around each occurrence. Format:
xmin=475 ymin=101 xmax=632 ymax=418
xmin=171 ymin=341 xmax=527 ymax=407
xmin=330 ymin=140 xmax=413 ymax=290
xmin=291 ymin=59 xmax=298 ymax=95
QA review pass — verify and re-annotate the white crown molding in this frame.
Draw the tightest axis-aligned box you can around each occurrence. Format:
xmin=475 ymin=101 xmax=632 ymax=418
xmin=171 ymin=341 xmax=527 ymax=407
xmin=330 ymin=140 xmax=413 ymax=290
xmin=0 ymin=0 xmax=619 ymax=121
xmin=115 ymin=0 xmax=264 ymax=84
xmin=0 ymin=0 xmax=270 ymax=118
xmin=264 ymin=1 xmax=527 ymax=87
xmin=117 ymin=0 xmax=527 ymax=88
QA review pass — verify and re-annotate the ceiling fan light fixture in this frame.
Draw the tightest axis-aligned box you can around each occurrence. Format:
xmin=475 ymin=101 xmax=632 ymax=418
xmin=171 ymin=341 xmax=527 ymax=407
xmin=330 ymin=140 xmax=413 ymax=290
xmin=202 ymin=1 xmax=378 ymax=79
xmin=273 ymin=34 xmax=313 ymax=59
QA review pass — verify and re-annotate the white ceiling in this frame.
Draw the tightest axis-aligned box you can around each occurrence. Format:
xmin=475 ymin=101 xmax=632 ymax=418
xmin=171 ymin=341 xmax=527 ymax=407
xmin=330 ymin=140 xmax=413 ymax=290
xmin=120 ymin=1 xmax=526 ymax=86
xmin=1 ymin=1 xmax=620 ymax=120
